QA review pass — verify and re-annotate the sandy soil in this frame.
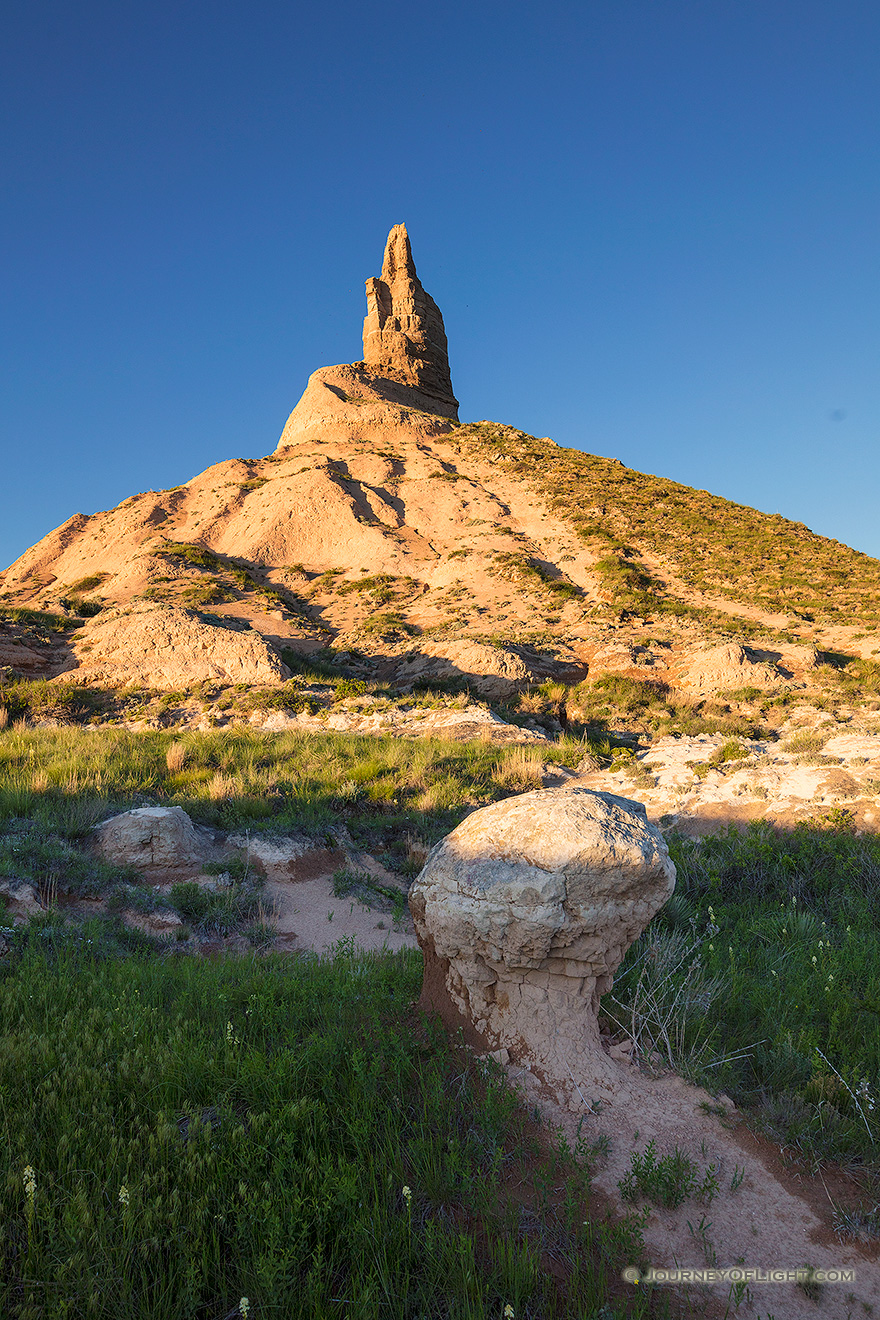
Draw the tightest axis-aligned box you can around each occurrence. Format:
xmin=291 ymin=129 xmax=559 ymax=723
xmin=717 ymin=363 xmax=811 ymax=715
xmin=235 ymin=833 xmax=417 ymax=956
xmin=508 ymin=1054 xmax=879 ymax=1320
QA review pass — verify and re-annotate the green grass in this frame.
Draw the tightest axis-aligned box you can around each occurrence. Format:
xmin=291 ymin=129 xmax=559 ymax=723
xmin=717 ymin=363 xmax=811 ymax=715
xmin=609 ymin=820 xmax=880 ymax=1169
xmin=0 ymin=936 xmax=661 ymax=1320
xmin=167 ymin=878 xmax=263 ymax=936
xmin=63 ymin=574 xmax=109 ymax=595
xmin=618 ymin=1141 xmax=720 ymax=1210
xmin=455 ymin=422 xmax=880 ymax=624
xmin=0 ymin=679 xmax=108 ymax=725
xmin=559 ymin=675 xmax=763 ymax=741
xmin=492 ymin=554 xmax=581 ymax=602
xmin=0 ymin=726 xmax=596 ymax=857
xmin=3 ymin=722 xmax=880 ymax=1257
xmin=152 ymin=543 xmax=307 ymax=619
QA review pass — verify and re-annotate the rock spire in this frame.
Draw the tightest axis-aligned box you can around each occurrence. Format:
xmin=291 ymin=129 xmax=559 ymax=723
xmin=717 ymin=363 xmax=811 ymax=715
xmin=363 ymin=224 xmax=459 ymax=417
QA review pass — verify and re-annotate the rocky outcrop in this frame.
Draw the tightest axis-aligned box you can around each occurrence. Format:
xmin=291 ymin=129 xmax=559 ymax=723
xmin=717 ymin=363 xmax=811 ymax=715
xmin=394 ymin=641 xmax=536 ymax=698
xmin=57 ymin=602 xmax=290 ymax=689
xmin=258 ymin=701 xmax=548 ymax=744
xmin=94 ymin=806 xmax=204 ymax=870
xmin=682 ymin=643 xmax=781 ymax=695
xmin=362 ymin=224 xmax=458 ymax=418
xmin=409 ymin=787 xmax=675 ymax=1105
xmin=275 ymin=362 xmax=456 ymax=450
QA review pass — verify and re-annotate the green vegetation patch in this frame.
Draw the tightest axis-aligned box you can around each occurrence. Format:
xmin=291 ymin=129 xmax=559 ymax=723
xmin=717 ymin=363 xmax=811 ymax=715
xmin=561 ymin=675 xmax=762 ymax=740
xmin=154 ymin=543 xmax=306 ymax=617
xmin=618 ymin=1140 xmax=720 ymax=1209
xmin=456 ymin=422 xmax=880 ymax=624
xmin=493 ymin=553 xmax=580 ymax=601
xmin=0 ymin=680 xmax=106 ymax=726
xmin=0 ymin=608 xmax=80 ymax=637
xmin=609 ymin=820 xmax=880 ymax=1169
xmin=0 ymin=941 xmax=655 ymax=1320
xmin=64 ymin=574 xmax=109 ymax=595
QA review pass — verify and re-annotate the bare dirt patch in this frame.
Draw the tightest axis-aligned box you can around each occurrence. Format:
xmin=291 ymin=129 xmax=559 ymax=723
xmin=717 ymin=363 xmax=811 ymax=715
xmin=509 ymin=1055 xmax=879 ymax=1320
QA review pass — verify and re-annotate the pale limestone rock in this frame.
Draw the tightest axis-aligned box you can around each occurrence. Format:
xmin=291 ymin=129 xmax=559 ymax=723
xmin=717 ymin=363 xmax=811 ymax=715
xmin=409 ymin=788 xmax=675 ymax=1103
xmin=362 ymin=224 xmax=458 ymax=417
xmin=94 ymin=806 xmax=203 ymax=870
xmin=58 ymin=602 xmax=289 ymax=690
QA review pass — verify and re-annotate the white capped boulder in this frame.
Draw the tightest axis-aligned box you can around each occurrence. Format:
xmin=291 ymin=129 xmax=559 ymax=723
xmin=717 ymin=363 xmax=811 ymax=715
xmin=94 ymin=806 xmax=203 ymax=870
xmin=409 ymin=787 xmax=675 ymax=1105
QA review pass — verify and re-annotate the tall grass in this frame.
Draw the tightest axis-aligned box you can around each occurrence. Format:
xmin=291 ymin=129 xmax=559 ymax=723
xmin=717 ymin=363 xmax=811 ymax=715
xmin=610 ymin=822 xmax=880 ymax=1168
xmin=0 ymin=935 xmax=659 ymax=1320
xmin=0 ymin=726 xmax=588 ymax=844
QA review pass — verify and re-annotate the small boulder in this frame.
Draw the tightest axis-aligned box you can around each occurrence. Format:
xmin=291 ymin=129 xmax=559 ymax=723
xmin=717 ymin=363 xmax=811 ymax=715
xmin=0 ymin=881 xmax=43 ymax=920
xmin=409 ymin=788 xmax=675 ymax=1105
xmin=94 ymin=806 xmax=203 ymax=870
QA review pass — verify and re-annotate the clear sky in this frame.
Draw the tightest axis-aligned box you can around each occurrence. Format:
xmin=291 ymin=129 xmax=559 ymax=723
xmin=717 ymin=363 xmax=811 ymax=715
xmin=2 ymin=0 xmax=878 ymax=571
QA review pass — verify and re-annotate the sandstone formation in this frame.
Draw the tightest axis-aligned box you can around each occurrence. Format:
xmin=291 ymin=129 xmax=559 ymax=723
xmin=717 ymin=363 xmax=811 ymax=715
xmin=681 ymin=642 xmax=781 ymax=695
xmin=409 ymin=788 xmax=675 ymax=1103
xmin=57 ymin=603 xmax=290 ymax=690
xmin=0 ymin=638 xmax=50 ymax=677
xmin=94 ymin=806 xmax=204 ymax=870
xmin=362 ymin=224 xmax=458 ymax=418
xmin=393 ymin=640 xmax=536 ymax=698
xmin=274 ymin=362 xmax=456 ymax=451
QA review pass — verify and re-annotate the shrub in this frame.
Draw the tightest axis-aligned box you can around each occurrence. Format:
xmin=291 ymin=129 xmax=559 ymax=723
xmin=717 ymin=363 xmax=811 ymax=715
xmin=619 ymin=1140 xmax=720 ymax=1209
xmin=64 ymin=573 xmax=109 ymax=594
xmin=167 ymin=879 xmax=260 ymax=934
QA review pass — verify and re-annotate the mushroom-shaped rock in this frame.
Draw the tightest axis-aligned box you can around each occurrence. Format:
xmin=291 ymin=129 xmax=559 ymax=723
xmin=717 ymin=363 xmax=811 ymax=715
xmin=94 ymin=806 xmax=203 ymax=870
xmin=409 ymin=788 xmax=675 ymax=1104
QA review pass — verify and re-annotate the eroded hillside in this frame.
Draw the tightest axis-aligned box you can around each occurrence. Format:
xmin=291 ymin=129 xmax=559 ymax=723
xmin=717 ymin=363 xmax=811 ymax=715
xmin=2 ymin=223 xmax=880 ymax=840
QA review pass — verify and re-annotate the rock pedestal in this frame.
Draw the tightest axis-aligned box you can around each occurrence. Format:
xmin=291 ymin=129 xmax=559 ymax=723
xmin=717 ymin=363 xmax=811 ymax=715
xmin=409 ymin=788 xmax=675 ymax=1103
xmin=362 ymin=224 xmax=458 ymax=417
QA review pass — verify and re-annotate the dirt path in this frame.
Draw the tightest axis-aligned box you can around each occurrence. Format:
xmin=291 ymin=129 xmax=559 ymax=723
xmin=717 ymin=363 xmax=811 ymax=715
xmin=238 ymin=834 xmax=417 ymax=956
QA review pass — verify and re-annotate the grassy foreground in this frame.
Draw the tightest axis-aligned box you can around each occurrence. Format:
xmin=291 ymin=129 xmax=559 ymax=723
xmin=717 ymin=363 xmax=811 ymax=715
xmin=0 ymin=938 xmax=658 ymax=1320
xmin=2 ymin=724 xmax=880 ymax=1315
xmin=612 ymin=820 xmax=880 ymax=1175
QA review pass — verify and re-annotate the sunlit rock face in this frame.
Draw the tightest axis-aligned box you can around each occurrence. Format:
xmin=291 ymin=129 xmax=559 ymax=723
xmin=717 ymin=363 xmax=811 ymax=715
xmin=362 ymin=223 xmax=459 ymax=418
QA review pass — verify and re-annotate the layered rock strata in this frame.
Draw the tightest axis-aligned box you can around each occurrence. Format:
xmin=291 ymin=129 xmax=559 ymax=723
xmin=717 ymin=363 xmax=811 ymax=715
xmin=362 ymin=223 xmax=458 ymax=418
xmin=409 ymin=788 xmax=675 ymax=1103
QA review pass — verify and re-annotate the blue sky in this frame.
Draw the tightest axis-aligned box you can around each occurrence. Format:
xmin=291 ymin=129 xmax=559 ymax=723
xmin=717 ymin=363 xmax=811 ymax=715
xmin=2 ymin=0 xmax=878 ymax=570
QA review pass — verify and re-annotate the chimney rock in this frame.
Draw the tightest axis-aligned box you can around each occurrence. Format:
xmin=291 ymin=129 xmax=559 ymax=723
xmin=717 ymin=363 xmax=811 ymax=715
xmin=363 ymin=224 xmax=458 ymax=417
